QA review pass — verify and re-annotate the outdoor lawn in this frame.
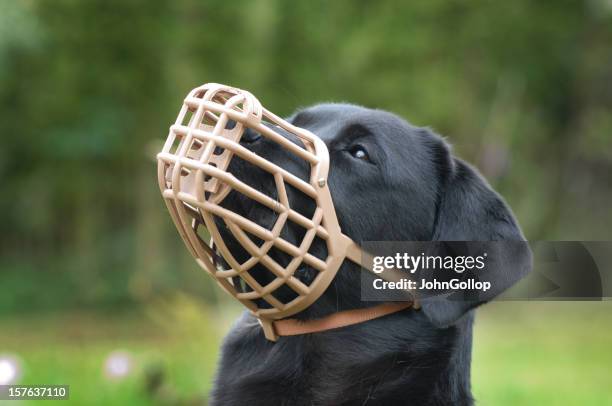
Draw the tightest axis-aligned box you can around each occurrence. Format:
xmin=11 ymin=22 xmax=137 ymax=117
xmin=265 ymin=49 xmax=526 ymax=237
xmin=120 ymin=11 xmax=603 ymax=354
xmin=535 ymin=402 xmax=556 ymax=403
xmin=1 ymin=300 xmax=610 ymax=405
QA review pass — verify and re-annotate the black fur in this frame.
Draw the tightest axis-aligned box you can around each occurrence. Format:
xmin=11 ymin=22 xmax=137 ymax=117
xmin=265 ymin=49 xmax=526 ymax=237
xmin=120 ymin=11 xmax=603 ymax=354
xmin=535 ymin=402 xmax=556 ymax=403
xmin=209 ymin=104 xmax=529 ymax=405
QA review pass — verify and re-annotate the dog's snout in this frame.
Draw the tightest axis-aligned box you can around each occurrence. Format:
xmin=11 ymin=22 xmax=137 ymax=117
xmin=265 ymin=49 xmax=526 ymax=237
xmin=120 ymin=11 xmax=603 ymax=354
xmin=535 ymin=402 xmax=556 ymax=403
xmin=241 ymin=128 xmax=262 ymax=144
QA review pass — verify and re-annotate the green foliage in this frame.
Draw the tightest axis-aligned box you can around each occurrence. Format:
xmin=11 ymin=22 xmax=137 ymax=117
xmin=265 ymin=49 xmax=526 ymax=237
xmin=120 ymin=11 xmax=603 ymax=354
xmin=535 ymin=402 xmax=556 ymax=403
xmin=1 ymin=0 xmax=611 ymax=311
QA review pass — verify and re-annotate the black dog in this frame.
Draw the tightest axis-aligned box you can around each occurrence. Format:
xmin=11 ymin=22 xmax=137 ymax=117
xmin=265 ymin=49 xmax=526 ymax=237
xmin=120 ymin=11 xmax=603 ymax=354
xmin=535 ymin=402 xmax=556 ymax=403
xmin=209 ymin=104 xmax=530 ymax=405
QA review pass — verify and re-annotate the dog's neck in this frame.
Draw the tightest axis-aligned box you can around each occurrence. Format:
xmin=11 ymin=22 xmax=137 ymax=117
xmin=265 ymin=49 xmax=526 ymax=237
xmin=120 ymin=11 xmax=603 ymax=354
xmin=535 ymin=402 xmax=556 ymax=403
xmin=211 ymin=278 xmax=473 ymax=405
xmin=287 ymin=266 xmax=475 ymax=403
xmin=212 ymin=264 xmax=475 ymax=405
xmin=305 ymin=311 xmax=475 ymax=405
xmin=211 ymin=309 xmax=475 ymax=405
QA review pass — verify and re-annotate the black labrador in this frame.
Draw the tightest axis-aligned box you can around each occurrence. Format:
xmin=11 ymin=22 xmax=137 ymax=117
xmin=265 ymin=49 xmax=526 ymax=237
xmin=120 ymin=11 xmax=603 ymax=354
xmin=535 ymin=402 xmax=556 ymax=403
xmin=209 ymin=104 xmax=529 ymax=405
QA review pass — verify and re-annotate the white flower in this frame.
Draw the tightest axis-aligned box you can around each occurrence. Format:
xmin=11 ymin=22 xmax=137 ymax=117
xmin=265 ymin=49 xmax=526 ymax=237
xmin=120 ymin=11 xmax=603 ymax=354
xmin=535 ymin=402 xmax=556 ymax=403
xmin=0 ymin=355 xmax=22 ymax=385
xmin=104 ymin=351 xmax=134 ymax=380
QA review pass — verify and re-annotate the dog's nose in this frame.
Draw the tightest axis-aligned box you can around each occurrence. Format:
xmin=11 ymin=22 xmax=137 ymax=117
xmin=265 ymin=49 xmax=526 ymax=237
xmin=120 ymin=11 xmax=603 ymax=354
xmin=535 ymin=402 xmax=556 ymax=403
xmin=241 ymin=127 xmax=262 ymax=144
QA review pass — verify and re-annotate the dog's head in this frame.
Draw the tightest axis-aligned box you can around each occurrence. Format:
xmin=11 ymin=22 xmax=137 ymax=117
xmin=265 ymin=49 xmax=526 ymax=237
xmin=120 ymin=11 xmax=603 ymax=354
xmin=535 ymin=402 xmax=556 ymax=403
xmin=218 ymin=103 xmax=530 ymax=326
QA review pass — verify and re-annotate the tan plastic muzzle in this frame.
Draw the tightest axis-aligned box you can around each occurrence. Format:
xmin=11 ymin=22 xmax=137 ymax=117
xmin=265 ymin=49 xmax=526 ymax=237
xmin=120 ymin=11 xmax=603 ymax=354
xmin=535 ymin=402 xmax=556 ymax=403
xmin=157 ymin=83 xmax=375 ymax=340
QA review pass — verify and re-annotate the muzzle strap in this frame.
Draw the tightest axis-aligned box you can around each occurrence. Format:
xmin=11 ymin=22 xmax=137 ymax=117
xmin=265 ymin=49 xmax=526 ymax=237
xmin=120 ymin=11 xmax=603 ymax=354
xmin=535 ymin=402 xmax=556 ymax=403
xmin=262 ymin=301 xmax=417 ymax=341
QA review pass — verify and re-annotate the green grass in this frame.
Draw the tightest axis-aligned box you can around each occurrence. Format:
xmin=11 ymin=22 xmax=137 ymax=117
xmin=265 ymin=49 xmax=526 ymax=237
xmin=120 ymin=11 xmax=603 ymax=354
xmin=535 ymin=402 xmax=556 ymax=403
xmin=0 ymin=295 xmax=231 ymax=405
xmin=1 ymin=299 xmax=611 ymax=405
xmin=473 ymin=301 xmax=612 ymax=405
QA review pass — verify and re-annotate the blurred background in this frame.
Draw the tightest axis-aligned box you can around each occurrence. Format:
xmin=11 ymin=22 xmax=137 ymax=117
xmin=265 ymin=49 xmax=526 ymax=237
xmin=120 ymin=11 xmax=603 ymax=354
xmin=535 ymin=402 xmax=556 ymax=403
xmin=1 ymin=0 xmax=611 ymax=404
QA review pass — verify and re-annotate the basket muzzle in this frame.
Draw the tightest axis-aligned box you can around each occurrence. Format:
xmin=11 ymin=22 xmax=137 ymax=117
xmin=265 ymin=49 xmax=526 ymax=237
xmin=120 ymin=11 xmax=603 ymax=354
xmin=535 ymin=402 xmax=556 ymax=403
xmin=157 ymin=83 xmax=367 ymax=327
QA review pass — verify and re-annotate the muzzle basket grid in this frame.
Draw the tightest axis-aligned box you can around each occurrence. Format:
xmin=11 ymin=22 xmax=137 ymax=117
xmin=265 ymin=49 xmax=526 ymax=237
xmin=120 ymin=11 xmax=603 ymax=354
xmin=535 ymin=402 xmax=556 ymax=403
xmin=157 ymin=84 xmax=364 ymax=338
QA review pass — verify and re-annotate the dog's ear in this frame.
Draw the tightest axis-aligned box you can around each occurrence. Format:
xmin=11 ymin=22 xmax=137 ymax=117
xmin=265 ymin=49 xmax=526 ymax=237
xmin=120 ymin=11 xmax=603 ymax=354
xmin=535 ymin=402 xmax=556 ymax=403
xmin=420 ymin=143 xmax=532 ymax=327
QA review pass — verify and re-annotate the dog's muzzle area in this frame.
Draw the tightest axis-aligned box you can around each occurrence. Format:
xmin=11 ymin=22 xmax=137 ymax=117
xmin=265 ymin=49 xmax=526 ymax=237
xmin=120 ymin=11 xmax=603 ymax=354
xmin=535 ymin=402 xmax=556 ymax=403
xmin=216 ymin=125 xmax=322 ymax=308
xmin=157 ymin=83 xmax=368 ymax=328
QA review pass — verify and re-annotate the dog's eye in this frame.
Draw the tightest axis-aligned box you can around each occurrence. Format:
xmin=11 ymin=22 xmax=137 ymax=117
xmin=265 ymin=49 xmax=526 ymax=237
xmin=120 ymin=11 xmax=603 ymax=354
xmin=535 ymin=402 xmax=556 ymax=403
xmin=348 ymin=145 xmax=370 ymax=162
